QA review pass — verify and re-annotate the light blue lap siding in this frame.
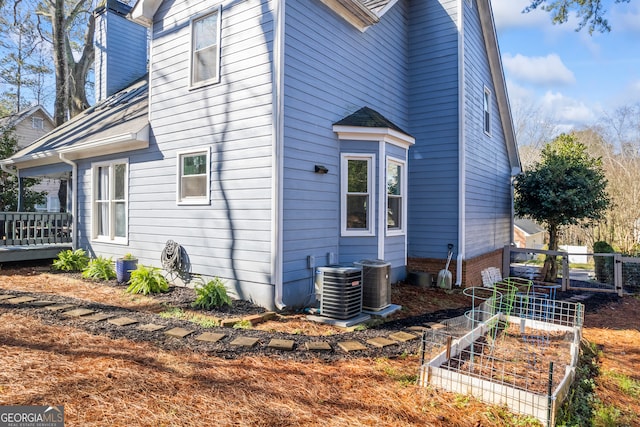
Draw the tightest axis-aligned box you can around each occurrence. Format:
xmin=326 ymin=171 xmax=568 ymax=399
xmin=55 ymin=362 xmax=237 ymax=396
xmin=281 ymin=0 xmax=410 ymax=304
xmin=462 ymin=2 xmax=513 ymax=258
xmin=407 ymin=0 xmax=460 ymax=259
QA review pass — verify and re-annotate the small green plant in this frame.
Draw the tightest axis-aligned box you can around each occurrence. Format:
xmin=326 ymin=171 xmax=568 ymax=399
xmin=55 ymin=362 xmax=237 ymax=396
xmin=604 ymin=370 xmax=640 ymax=398
xmin=82 ymin=256 xmax=116 ymax=280
xmin=53 ymin=249 xmax=89 ymax=272
xmin=192 ymin=277 xmax=232 ymax=309
xmin=232 ymin=319 xmax=252 ymax=329
xmin=122 ymin=253 xmax=136 ymax=260
xmin=126 ymin=264 xmax=169 ymax=295
xmin=159 ymin=307 xmax=186 ymax=320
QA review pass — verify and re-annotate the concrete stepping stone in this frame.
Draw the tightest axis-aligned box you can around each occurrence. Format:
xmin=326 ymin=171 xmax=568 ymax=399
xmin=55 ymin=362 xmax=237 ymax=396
xmin=138 ymin=323 xmax=166 ymax=332
xmin=388 ymin=331 xmax=419 ymax=342
xmin=0 ymin=295 xmax=17 ymax=301
xmin=164 ymin=327 xmax=194 ymax=338
xmin=30 ymin=300 xmax=57 ymax=307
xmin=367 ymin=337 xmax=398 ymax=348
xmin=6 ymin=296 xmax=36 ymax=304
xmin=407 ymin=326 xmax=429 ymax=333
xmin=195 ymin=332 xmax=226 ymax=343
xmin=305 ymin=341 xmax=332 ymax=351
xmin=268 ymin=339 xmax=295 ymax=351
xmin=63 ymin=308 xmax=96 ymax=317
xmin=82 ymin=313 xmax=115 ymax=322
xmin=108 ymin=317 xmax=138 ymax=326
xmin=337 ymin=341 xmax=367 ymax=352
xmin=230 ymin=336 xmax=259 ymax=347
xmin=45 ymin=304 xmax=76 ymax=312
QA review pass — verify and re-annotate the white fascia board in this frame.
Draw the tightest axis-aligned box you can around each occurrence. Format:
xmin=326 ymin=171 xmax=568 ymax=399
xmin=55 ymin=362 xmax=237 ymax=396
xmin=58 ymin=125 xmax=149 ymax=160
xmin=375 ymin=0 xmax=399 ymax=18
xmin=332 ymin=125 xmax=415 ymax=148
xmin=130 ymin=0 xmax=162 ymax=26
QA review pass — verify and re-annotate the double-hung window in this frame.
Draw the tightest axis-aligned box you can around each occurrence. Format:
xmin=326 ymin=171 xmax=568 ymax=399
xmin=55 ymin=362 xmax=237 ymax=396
xmin=483 ymin=86 xmax=492 ymax=136
xmin=190 ymin=7 xmax=222 ymax=88
xmin=92 ymin=160 xmax=128 ymax=243
xmin=177 ymin=148 xmax=210 ymax=205
xmin=341 ymin=154 xmax=374 ymax=236
xmin=386 ymin=158 xmax=405 ymax=234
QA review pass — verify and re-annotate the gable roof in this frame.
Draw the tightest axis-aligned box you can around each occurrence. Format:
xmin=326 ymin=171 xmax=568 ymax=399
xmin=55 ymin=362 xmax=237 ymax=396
xmin=0 ymin=105 xmax=54 ymax=129
xmin=514 ymin=218 xmax=545 ymax=236
xmin=1 ymin=77 xmax=149 ymax=170
xmin=476 ymin=0 xmax=521 ymax=174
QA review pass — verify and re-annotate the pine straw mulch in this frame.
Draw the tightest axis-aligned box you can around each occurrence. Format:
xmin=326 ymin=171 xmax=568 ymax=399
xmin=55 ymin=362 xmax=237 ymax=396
xmin=2 ymin=260 xmax=640 ymax=426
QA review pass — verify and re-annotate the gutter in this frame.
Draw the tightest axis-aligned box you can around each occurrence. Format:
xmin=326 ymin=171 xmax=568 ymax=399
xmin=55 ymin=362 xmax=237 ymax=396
xmin=58 ymin=153 xmax=78 ymax=250
xmin=456 ymin=0 xmax=466 ymax=286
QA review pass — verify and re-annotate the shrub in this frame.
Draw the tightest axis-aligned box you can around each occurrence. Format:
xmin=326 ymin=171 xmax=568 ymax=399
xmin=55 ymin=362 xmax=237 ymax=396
xmin=53 ymin=249 xmax=89 ymax=272
xmin=192 ymin=277 xmax=232 ymax=309
xmin=593 ymin=241 xmax=615 ymax=283
xmin=126 ymin=265 xmax=169 ymax=295
xmin=82 ymin=256 xmax=116 ymax=280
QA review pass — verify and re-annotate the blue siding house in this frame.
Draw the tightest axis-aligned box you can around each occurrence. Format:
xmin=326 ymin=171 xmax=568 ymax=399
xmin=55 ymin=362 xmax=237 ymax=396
xmin=1 ymin=0 xmax=520 ymax=310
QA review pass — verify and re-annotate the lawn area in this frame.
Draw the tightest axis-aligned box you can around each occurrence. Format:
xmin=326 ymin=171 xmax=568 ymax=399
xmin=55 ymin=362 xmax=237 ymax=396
xmin=1 ymin=262 xmax=639 ymax=426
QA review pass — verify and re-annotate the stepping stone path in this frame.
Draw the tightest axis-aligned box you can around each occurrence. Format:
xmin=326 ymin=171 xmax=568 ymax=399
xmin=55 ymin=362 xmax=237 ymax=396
xmin=1 ymin=291 xmax=431 ymax=357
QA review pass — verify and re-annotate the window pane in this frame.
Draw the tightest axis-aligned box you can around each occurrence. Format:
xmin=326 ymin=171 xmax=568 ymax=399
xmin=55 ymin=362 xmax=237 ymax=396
xmin=194 ymin=14 xmax=217 ymax=51
xmin=182 ymin=176 xmax=207 ymax=198
xmin=183 ymin=154 xmax=207 ymax=175
xmin=348 ymin=160 xmax=368 ymax=193
xmin=114 ymin=202 xmax=126 ymax=238
xmin=387 ymin=163 xmax=401 ymax=196
xmin=114 ymin=164 xmax=126 ymax=200
xmin=388 ymin=196 xmax=401 ymax=229
xmin=347 ymin=195 xmax=368 ymax=229
xmin=194 ymin=46 xmax=218 ymax=82
xmin=97 ymin=202 xmax=109 ymax=236
xmin=97 ymin=167 xmax=109 ymax=200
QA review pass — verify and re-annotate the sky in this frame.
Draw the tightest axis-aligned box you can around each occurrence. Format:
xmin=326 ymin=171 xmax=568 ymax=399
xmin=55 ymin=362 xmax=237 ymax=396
xmin=491 ymin=0 xmax=640 ymax=139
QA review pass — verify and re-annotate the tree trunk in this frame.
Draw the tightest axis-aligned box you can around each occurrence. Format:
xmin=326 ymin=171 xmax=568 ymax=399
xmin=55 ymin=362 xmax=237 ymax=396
xmin=52 ymin=0 xmax=67 ymax=126
xmin=543 ymin=223 xmax=559 ymax=282
xmin=67 ymin=12 xmax=94 ymax=118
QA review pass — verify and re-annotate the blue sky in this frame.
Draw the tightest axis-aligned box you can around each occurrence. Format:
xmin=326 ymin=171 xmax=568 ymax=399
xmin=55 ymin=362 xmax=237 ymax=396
xmin=491 ymin=0 xmax=640 ymax=135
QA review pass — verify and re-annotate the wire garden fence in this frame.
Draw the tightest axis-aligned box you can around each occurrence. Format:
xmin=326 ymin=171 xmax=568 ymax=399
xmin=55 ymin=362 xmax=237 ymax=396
xmin=418 ymin=285 xmax=584 ymax=426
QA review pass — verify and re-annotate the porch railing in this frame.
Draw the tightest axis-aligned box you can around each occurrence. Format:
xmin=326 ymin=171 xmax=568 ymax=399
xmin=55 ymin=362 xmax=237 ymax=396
xmin=0 ymin=212 xmax=72 ymax=246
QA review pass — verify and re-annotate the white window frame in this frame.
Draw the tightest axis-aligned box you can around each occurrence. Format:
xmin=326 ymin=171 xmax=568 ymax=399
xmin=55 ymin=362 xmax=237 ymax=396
xmin=32 ymin=117 xmax=44 ymax=130
xmin=386 ymin=156 xmax=406 ymax=236
xmin=176 ymin=146 xmax=211 ymax=205
xmin=341 ymin=153 xmax=375 ymax=237
xmin=189 ymin=6 xmax=222 ymax=89
xmin=483 ymin=86 xmax=492 ymax=136
xmin=91 ymin=159 xmax=129 ymax=244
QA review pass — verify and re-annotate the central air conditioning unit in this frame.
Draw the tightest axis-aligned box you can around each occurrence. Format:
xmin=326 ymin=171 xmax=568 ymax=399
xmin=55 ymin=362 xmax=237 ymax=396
xmin=314 ymin=265 xmax=362 ymax=319
xmin=354 ymin=259 xmax=391 ymax=311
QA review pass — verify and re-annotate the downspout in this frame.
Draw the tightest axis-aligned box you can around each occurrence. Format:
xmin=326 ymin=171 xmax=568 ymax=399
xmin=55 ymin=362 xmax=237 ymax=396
xmin=272 ymin=0 xmax=286 ymax=310
xmin=59 ymin=153 xmax=78 ymax=250
xmin=456 ymin=0 xmax=466 ymax=286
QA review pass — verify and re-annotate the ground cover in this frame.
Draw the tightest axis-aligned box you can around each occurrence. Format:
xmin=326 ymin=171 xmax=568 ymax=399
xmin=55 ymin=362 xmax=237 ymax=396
xmin=0 ymin=260 xmax=638 ymax=426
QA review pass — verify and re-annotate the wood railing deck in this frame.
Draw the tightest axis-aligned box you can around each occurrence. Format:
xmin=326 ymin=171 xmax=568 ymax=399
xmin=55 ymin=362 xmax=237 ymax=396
xmin=1 ymin=212 xmax=72 ymax=246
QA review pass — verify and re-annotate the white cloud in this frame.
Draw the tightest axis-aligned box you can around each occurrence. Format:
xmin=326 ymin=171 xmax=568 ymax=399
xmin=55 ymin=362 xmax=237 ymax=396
xmin=610 ymin=3 xmax=640 ymax=33
xmin=502 ymin=53 xmax=575 ymax=86
xmin=491 ymin=0 xmax=549 ymax=30
xmin=540 ymin=91 xmax=598 ymax=126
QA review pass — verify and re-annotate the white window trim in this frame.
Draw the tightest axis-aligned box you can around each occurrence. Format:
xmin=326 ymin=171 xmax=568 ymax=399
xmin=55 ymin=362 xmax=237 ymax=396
xmin=32 ymin=117 xmax=44 ymax=130
xmin=188 ymin=5 xmax=222 ymax=89
xmin=341 ymin=153 xmax=375 ymax=237
xmin=91 ymin=158 xmax=129 ymax=245
xmin=483 ymin=86 xmax=492 ymax=136
xmin=176 ymin=146 xmax=211 ymax=206
xmin=386 ymin=156 xmax=406 ymax=237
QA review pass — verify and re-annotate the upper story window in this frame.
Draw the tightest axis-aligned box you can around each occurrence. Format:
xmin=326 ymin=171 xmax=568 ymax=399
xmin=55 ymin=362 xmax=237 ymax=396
xmin=483 ymin=86 xmax=492 ymax=136
xmin=190 ymin=7 xmax=222 ymax=88
xmin=92 ymin=159 xmax=128 ymax=244
xmin=32 ymin=117 xmax=44 ymax=130
xmin=341 ymin=154 xmax=374 ymax=236
xmin=386 ymin=158 xmax=405 ymax=234
xmin=177 ymin=147 xmax=211 ymax=205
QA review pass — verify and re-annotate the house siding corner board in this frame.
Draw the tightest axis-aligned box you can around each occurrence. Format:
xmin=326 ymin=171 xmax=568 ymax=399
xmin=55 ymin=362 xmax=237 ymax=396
xmin=280 ymin=0 xmax=410 ymax=302
xmin=78 ymin=0 xmax=277 ymax=308
xmin=407 ymin=0 xmax=460 ymax=259
xmin=462 ymin=2 xmax=512 ymax=258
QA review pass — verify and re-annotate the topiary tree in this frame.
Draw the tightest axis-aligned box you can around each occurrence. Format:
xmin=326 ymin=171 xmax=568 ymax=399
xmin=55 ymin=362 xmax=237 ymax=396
xmin=514 ymin=133 xmax=611 ymax=282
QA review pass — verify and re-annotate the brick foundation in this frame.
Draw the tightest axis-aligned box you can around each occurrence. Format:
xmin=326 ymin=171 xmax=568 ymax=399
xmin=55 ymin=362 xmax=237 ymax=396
xmin=408 ymin=248 xmax=504 ymax=287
